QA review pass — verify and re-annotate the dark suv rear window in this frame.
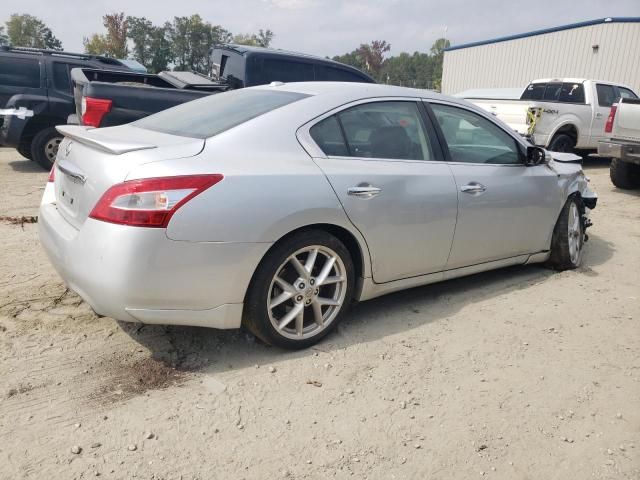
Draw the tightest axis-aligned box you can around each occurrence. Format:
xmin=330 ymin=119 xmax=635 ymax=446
xmin=134 ymin=88 xmax=309 ymax=139
xmin=558 ymin=83 xmax=585 ymax=103
xmin=0 ymin=57 xmax=40 ymax=88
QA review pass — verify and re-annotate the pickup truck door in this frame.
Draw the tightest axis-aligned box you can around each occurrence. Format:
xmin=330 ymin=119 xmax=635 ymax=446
xmin=591 ymin=83 xmax=618 ymax=145
xmin=307 ymin=99 xmax=458 ymax=283
xmin=427 ymin=101 xmax=560 ymax=269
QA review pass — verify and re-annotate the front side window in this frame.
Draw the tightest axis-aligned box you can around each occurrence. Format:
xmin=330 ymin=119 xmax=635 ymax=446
xmin=596 ymin=84 xmax=617 ymax=107
xmin=559 ymin=83 xmax=585 ymax=103
xmin=134 ymin=89 xmax=308 ymax=139
xmin=617 ymin=87 xmax=638 ymax=100
xmin=430 ymin=103 xmax=521 ymax=165
xmin=333 ymin=101 xmax=433 ymax=160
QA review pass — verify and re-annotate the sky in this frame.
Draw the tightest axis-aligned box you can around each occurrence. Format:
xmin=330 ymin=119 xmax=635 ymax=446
xmin=2 ymin=0 xmax=639 ymax=57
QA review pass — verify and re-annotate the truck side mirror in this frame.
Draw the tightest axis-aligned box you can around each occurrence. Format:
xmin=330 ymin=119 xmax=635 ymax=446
xmin=525 ymin=146 xmax=547 ymax=166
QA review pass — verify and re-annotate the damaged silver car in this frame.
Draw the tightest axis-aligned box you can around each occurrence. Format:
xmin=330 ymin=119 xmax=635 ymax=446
xmin=39 ymin=83 xmax=597 ymax=349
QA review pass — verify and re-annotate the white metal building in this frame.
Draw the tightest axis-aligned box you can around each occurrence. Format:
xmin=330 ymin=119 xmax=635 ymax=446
xmin=442 ymin=17 xmax=640 ymax=95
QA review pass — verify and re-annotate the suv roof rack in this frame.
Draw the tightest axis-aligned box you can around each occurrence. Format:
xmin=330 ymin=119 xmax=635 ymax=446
xmin=0 ymin=45 xmax=124 ymax=65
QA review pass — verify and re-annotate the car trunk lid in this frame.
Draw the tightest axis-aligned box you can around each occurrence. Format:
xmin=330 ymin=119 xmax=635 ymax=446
xmin=53 ymin=125 xmax=204 ymax=230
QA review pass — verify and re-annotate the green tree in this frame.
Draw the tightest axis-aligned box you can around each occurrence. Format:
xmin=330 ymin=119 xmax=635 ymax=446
xmin=355 ymin=40 xmax=390 ymax=77
xmin=126 ymin=17 xmax=173 ymax=73
xmin=332 ymin=50 xmax=366 ymax=72
xmin=233 ymin=29 xmax=274 ymax=47
xmin=83 ymin=12 xmax=128 ymax=58
xmin=6 ymin=14 xmax=62 ymax=50
xmin=429 ymin=38 xmax=450 ymax=91
xmin=170 ymin=15 xmax=231 ymax=73
xmin=0 ymin=26 xmax=8 ymax=46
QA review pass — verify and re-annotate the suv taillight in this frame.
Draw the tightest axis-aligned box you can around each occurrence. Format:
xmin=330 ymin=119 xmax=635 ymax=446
xmin=604 ymin=105 xmax=617 ymax=134
xmin=89 ymin=175 xmax=223 ymax=228
xmin=82 ymin=97 xmax=113 ymax=127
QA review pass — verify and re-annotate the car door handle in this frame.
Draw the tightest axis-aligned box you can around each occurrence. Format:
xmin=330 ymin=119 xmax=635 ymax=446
xmin=347 ymin=186 xmax=382 ymax=198
xmin=595 ymin=112 xmax=603 ymax=118
xmin=460 ymin=182 xmax=487 ymax=194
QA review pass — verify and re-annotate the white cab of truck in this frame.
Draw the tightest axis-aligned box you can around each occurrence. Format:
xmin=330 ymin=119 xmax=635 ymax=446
xmin=459 ymin=79 xmax=638 ymax=153
xmin=598 ymin=97 xmax=640 ymax=189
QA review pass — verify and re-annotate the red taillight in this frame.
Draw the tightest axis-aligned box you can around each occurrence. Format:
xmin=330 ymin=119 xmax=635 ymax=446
xmin=82 ymin=97 xmax=113 ymax=127
xmin=89 ymin=175 xmax=223 ymax=228
xmin=605 ymin=105 xmax=617 ymax=134
xmin=48 ymin=164 xmax=55 ymax=182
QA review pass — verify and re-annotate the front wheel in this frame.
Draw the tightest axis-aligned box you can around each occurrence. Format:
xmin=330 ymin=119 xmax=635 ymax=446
xmin=31 ymin=127 xmax=63 ymax=170
xmin=243 ymin=230 xmax=355 ymax=349
xmin=610 ymin=158 xmax=640 ymax=189
xmin=547 ymin=197 xmax=584 ymax=270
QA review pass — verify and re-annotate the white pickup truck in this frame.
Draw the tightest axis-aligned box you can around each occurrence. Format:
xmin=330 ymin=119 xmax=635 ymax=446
xmin=598 ymin=97 xmax=640 ymax=189
xmin=459 ymin=79 xmax=638 ymax=154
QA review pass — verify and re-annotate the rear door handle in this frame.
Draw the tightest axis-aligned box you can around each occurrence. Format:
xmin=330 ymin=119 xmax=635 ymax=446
xmin=595 ymin=112 xmax=603 ymax=118
xmin=460 ymin=182 xmax=487 ymax=194
xmin=347 ymin=186 xmax=382 ymax=198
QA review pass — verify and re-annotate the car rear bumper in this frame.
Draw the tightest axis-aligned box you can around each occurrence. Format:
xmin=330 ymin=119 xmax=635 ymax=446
xmin=598 ymin=140 xmax=640 ymax=164
xmin=38 ymin=197 xmax=272 ymax=329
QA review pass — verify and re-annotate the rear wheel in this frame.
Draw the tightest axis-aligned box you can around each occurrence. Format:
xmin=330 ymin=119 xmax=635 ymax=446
xmin=548 ymin=133 xmax=576 ymax=154
xmin=31 ymin=127 xmax=63 ymax=170
xmin=243 ymin=230 xmax=355 ymax=349
xmin=610 ymin=158 xmax=640 ymax=189
xmin=17 ymin=141 xmax=33 ymax=160
xmin=547 ymin=196 xmax=584 ymax=270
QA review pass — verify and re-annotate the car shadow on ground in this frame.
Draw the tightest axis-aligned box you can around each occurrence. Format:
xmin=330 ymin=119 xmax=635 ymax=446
xmin=121 ymin=232 xmax=614 ymax=376
xmin=9 ymin=159 xmax=46 ymax=173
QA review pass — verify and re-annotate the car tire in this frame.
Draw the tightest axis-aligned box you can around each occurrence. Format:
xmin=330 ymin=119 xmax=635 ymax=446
xmin=547 ymin=196 xmax=585 ymax=270
xmin=243 ymin=230 xmax=355 ymax=349
xmin=31 ymin=127 xmax=63 ymax=170
xmin=610 ymin=158 xmax=640 ymax=189
xmin=548 ymin=133 xmax=576 ymax=154
xmin=17 ymin=141 xmax=33 ymax=160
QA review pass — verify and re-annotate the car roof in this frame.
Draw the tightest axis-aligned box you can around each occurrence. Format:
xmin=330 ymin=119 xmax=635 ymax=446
xmin=253 ymin=81 xmax=464 ymax=104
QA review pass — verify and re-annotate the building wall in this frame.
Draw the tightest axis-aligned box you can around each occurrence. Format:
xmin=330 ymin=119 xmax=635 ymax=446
xmin=442 ymin=22 xmax=640 ymax=95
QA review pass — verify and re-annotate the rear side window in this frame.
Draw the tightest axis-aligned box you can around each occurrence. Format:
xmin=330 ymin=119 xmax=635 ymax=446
xmin=335 ymin=101 xmax=433 ymax=160
xmin=133 ymin=89 xmax=309 ymax=139
xmin=310 ymin=116 xmax=349 ymax=156
xmin=316 ymin=65 xmax=368 ymax=83
xmin=559 ymin=83 xmax=585 ymax=103
xmin=596 ymin=84 xmax=617 ymax=107
xmin=543 ymin=83 xmax=562 ymax=101
xmin=520 ymin=83 xmax=545 ymax=100
xmin=259 ymin=58 xmax=315 ymax=84
xmin=0 ymin=57 xmax=40 ymax=88
xmin=618 ymin=87 xmax=638 ymax=100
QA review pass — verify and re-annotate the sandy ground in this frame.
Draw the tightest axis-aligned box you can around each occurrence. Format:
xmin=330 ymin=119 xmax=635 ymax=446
xmin=0 ymin=147 xmax=638 ymax=480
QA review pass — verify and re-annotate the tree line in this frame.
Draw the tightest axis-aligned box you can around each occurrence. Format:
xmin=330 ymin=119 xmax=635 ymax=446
xmin=0 ymin=13 xmax=450 ymax=90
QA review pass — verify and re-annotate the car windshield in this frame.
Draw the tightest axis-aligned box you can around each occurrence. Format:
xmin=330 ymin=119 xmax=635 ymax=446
xmin=133 ymin=89 xmax=309 ymax=139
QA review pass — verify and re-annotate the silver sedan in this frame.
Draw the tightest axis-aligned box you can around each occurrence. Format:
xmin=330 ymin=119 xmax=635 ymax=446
xmin=39 ymin=82 xmax=597 ymax=349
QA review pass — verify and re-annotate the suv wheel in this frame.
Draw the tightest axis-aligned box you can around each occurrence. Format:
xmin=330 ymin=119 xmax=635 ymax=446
xmin=17 ymin=142 xmax=33 ymax=160
xmin=548 ymin=133 xmax=576 ymax=154
xmin=610 ymin=158 xmax=640 ymax=189
xmin=31 ymin=127 xmax=63 ymax=170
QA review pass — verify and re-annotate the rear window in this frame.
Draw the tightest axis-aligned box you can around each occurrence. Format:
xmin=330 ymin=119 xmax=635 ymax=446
xmin=543 ymin=83 xmax=562 ymax=101
xmin=558 ymin=83 xmax=585 ymax=103
xmin=520 ymin=83 xmax=545 ymax=100
xmin=596 ymin=84 xmax=617 ymax=107
xmin=133 ymin=89 xmax=309 ymax=139
xmin=0 ymin=57 xmax=40 ymax=88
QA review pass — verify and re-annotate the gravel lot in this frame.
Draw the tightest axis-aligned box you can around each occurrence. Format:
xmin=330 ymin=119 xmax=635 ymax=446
xmin=0 ymin=147 xmax=639 ymax=480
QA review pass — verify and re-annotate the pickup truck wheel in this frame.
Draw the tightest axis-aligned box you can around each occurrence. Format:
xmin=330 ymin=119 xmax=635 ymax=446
xmin=547 ymin=196 xmax=584 ymax=271
xmin=610 ymin=158 xmax=640 ymax=189
xmin=17 ymin=142 xmax=33 ymax=160
xmin=548 ymin=133 xmax=576 ymax=154
xmin=31 ymin=127 xmax=63 ymax=170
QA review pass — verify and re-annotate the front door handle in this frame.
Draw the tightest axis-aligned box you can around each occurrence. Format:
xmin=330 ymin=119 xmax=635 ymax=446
xmin=347 ymin=185 xmax=382 ymax=198
xmin=460 ymin=182 xmax=487 ymax=194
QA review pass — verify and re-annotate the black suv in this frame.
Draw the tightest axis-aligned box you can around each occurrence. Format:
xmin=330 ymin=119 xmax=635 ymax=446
xmin=0 ymin=46 xmax=130 ymax=168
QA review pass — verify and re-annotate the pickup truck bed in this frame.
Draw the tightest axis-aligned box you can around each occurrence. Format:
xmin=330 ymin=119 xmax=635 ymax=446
xmin=71 ymin=68 xmax=226 ymax=127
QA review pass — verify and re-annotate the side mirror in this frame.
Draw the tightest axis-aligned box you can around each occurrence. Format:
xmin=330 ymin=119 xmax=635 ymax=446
xmin=525 ymin=146 xmax=547 ymax=166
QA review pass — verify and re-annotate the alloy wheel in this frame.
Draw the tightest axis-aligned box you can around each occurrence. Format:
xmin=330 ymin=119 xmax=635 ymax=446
xmin=567 ymin=202 xmax=582 ymax=265
xmin=45 ymin=137 xmax=62 ymax=163
xmin=267 ymin=245 xmax=347 ymax=340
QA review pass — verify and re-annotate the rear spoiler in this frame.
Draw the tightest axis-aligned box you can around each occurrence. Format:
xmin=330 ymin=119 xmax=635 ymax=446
xmin=56 ymin=125 xmax=157 ymax=155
